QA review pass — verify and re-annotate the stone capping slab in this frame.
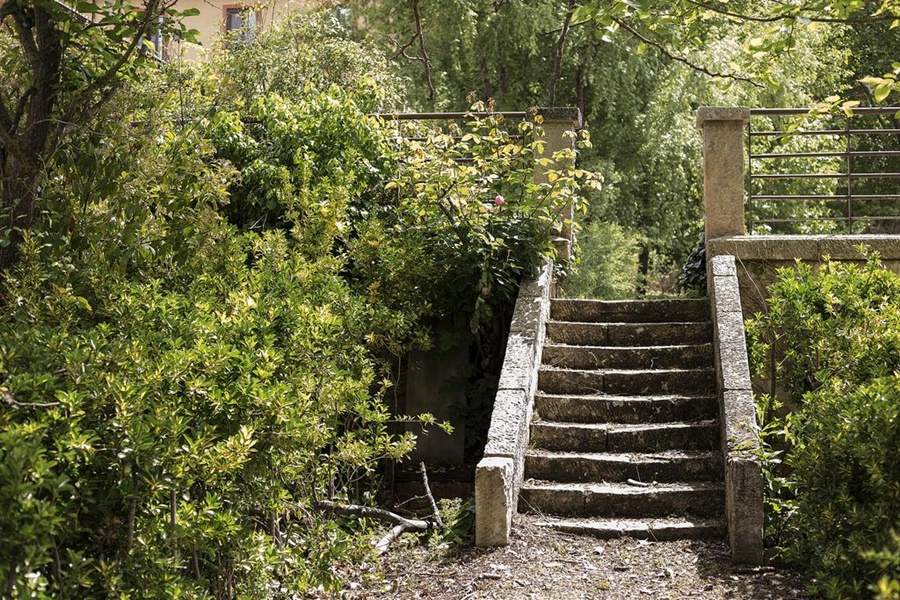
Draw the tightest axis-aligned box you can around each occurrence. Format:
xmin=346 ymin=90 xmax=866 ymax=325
xmin=536 ymin=106 xmax=583 ymax=127
xmin=707 ymin=234 xmax=900 ymax=262
xmin=475 ymin=260 xmax=553 ymax=547
xmin=696 ymin=106 xmax=751 ymax=127
xmin=708 ymin=254 xmax=764 ymax=565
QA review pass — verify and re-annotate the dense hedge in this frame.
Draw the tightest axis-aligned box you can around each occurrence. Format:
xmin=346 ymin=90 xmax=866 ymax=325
xmin=0 ymin=9 xmax=595 ymax=597
xmin=749 ymin=255 xmax=900 ymax=599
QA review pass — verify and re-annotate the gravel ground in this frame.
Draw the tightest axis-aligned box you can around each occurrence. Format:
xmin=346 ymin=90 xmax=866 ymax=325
xmin=337 ymin=514 xmax=811 ymax=599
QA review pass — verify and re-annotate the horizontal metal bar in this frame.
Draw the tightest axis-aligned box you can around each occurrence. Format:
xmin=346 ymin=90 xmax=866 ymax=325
xmin=749 ymin=129 xmax=846 ymax=137
xmin=752 ymin=173 xmax=843 ymax=179
xmin=750 ymin=128 xmax=900 ymax=136
xmin=750 ymin=195 xmax=848 ymax=201
xmin=751 ymin=194 xmax=900 ymax=201
xmin=375 ymin=112 xmax=529 ymax=121
xmin=751 ymin=172 xmax=900 ymax=180
xmin=753 ymin=216 xmax=900 ymax=223
xmin=751 ymin=107 xmax=900 ymax=116
xmin=404 ymin=136 xmax=524 ymax=142
xmin=750 ymin=151 xmax=846 ymax=159
xmin=752 ymin=217 xmax=849 ymax=223
xmin=751 ymin=150 xmax=900 ymax=159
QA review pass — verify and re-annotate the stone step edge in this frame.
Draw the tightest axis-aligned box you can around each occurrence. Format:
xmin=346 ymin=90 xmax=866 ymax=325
xmin=535 ymin=392 xmax=718 ymax=401
xmin=525 ymin=449 xmax=722 ymax=461
xmin=547 ymin=319 xmax=711 ymax=326
xmin=543 ymin=342 xmax=713 ymax=351
xmin=539 ymin=367 xmax=715 ymax=375
xmin=532 ymin=419 xmax=718 ymax=431
xmin=532 ymin=517 xmax=726 ymax=540
xmin=550 ymin=299 xmax=708 ymax=307
xmin=521 ymin=481 xmax=725 ymax=494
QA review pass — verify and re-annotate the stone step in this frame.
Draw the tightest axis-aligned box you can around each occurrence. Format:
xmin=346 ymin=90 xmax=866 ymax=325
xmin=519 ymin=481 xmax=724 ymax=519
xmin=524 ymin=450 xmax=723 ymax=483
xmin=534 ymin=393 xmax=718 ymax=424
xmin=542 ymin=343 xmax=713 ymax=370
xmin=533 ymin=517 xmax=726 ymax=541
xmin=538 ymin=367 xmax=716 ymax=396
xmin=546 ymin=321 xmax=713 ymax=346
xmin=551 ymin=299 xmax=709 ymax=324
xmin=530 ymin=420 xmax=719 ymax=453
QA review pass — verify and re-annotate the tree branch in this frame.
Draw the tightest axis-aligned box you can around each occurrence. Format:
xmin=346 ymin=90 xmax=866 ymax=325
xmin=548 ymin=1 xmax=576 ymax=106
xmin=12 ymin=87 xmax=35 ymax=132
xmin=0 ymin=92 xmax=13 ymax=135
xmin=2 ymin=389 xmax=61 ymax=408
xmin=314 ymin=499 xmax=436 ymax=530
xmin=11 ymin=7 xmax=40 ymax=67
xmin=684 ymin=0 xmax=900 ymax=23
xmin=52 ymin=0 xmax=170 ymax=150
xmin=611 ymin=16 xmax=761 ymax=86
xmin=411 ymin=0 xmax=435 ymax=103
xmin=419 ymin=462 xmax=444 ymax=530
xmin=374 ymin=524 xmax=408 ymax=554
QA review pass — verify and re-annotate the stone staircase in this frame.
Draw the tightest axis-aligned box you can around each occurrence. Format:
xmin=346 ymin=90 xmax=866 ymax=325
xmin=518 ymin=298 xmax=726 ymax=540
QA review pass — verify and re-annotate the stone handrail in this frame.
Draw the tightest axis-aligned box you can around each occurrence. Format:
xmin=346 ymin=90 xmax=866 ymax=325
xmin=474 ymin=260 xmax=552 ymax=546
xmin=708 ymin=255 xmax=764 ymax=564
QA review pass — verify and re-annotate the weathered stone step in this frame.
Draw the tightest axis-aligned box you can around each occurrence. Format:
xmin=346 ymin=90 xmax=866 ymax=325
xmin=524 ymin=450 xmax=723 ymax=483
xmin=533 ymin=517 xmax=726 ymax=540
xmin=546 ymin=320 xmax=713 ymax=346
xmin=530 ymin=420 xmax=719 ymax=453
xmin=538 ymin=367 xmax=716 ymax=396
xmin=519 ymin=481 xmax=724 ymax=518
xmin=534 ymin=393 xmax=718 ymax=424
xmin=542 ymin=343 xmax=713 ymax=370
xmin=551 ymin=299 xmax=709 ymax=324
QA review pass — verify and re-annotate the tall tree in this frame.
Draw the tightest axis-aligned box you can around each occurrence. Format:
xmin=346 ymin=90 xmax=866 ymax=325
xmin=0 ymin=0 xmax=197 ymax=271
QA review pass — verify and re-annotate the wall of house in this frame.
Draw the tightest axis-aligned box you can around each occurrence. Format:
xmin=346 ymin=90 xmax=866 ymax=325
xmin=170 ymin=0 xmax=308 ymax=60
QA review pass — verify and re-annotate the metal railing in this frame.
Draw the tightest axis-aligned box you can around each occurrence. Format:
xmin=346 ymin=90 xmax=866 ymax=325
xmin=747 ymin=107 xmax=900 ymax=234
xmin=374 ymin=111 xmax=532 ymax=163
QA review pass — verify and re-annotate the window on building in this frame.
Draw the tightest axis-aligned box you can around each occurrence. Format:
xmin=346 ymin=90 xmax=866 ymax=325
xmin=224 ymin=6 xmax=258 ymax=41
xmin=137 ymin=13 xmax=166 ymax=61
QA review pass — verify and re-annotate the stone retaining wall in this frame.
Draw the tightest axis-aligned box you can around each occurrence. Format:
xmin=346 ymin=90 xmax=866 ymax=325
xmin=707 ymin=235 xmax=900 ymax=319
xmin=474 ymin=260 xmax=553 ymax=547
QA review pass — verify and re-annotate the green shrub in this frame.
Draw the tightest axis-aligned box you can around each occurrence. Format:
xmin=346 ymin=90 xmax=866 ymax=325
xmin=0 ymin=230 xmax=419 ymax=597
xmin=748 ymin=254 xmax=900 ymax=598
xmin=562 ymin=220 xmax=639 ymax=299
xmin=0 ymin=14 xmax=420 ymax=595
xmin=0 ymin=8 xmax=599 ymax=595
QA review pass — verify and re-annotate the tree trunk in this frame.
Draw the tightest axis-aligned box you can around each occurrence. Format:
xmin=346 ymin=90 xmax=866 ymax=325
xmin=0 ymin=2 xmax=63 ymax=273
xmin=637 ymin=245 xmax=651 ymax=297
xmin=0 ymin=156 xmax=39 ymax=272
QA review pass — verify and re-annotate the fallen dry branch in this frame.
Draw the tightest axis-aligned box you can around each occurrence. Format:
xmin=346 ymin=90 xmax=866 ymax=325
xmin=315 ymin=463 xmax=446 ymax=555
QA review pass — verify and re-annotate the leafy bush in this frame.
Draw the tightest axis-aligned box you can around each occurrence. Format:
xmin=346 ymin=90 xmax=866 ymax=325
xmin=363 ymin=108 xmax=599 ymax=334
xmin=0 ymin=7 xmax=599 ymax=596
xmin=748 ymin=254 xmax=900 ymax=597
xmin=561 ymin=220 xmax=640 ymax=299
xmin=1 ymin=228 xmax=425 ymax=597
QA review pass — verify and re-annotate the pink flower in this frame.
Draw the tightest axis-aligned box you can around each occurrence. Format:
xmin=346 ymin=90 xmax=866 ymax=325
xmin=494 ymin=195 xmax=505 ymax=206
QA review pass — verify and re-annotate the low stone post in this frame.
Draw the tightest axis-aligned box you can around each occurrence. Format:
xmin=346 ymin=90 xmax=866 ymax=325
xmin=534 ymin=107 xmax=582 ymax=261
xmin=696 ymin=107 xmax=750 ymax=240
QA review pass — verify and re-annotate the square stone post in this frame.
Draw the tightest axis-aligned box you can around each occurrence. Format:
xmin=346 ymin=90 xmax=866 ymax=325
xmin=534 ymin=107 xmax=582 ymax=261
xmin=696 ymin=107 xmax=750 ymax=240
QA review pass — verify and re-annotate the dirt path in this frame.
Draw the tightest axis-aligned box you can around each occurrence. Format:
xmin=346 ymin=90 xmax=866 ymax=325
xmin=341 ymin=514 xmax=810 ymax=599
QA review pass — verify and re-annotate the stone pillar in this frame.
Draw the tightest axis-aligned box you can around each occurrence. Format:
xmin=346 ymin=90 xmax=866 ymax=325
xmin=696 ymin=107 xmax=750 ymax=240
xmin=534 ymin=108 xmax=582 ymax=261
